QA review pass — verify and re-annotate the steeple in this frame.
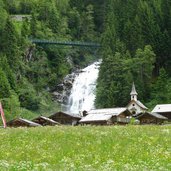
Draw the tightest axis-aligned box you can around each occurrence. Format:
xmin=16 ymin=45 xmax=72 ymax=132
xmin=130 ymin=82 xmax=138 ymax=101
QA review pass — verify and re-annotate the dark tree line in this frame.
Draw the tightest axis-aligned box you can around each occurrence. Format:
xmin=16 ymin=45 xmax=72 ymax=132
xmin=96 ymin=0 xmax=171 ymax=109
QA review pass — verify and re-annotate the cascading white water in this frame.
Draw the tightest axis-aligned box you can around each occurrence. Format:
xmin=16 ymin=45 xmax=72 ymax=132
xmin=67 ymin=60 xmax=101 ymax=114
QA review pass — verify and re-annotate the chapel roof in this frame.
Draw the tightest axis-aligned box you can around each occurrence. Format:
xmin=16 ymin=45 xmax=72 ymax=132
xmin=130 ymin=82 xmax=138 ymax=95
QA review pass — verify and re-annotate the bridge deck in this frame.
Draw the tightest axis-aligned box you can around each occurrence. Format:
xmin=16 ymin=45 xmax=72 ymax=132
xmin=30 ymin=39 xmax=101 ymax=48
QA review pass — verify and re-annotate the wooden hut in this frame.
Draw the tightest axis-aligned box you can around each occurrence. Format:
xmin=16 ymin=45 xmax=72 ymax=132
xmin=133 ymin=112 xmax=168 ymax=124
xmin=6 ymin=118 xmax=41 ymax=127
xmin=48 ymin=111 xmax=82 ymax=125
xmin=151 ymin=104 xmax=171 ymax=121
xmin=79 ymin=108 xmax=131 ymax=125
xmin=32 ymin=116 xmax=60 ymax=126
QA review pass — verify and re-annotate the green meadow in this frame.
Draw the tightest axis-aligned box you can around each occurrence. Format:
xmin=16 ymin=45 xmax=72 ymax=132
xmin=0 ymin=125 xmax=171 ymax=171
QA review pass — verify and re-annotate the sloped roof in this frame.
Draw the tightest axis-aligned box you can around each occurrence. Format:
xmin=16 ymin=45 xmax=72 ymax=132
xmin=87 ymin=108 xmax=128 ymax=116
xmin=40 ymin=116 xmax=58 ymax=123
xmin=49 ymin=111 xmax=82 ymax=119
xmin=134 ymin=112 xmax=168 ymax=120
xmin=7 ymin=118 xmax=41 ymax=127
xmin=80 ymin=108 xmax=130 ymax=123
xmin=80 ymin=114 xmax=112 ymax=123
xmin=127 ymin=100 xmax=148 ymax=110
xmin=20 ymin=118 xmax=41 ymax=126
xmin=150 ymin=113 xmax=168 ymax=119
xmin=32 ymin=116 xmax=60 ymax=125
xmin=136 ymin=100 xmax=148 ymax=110
xmin=152 ymin=104 xmax=171 ymax=113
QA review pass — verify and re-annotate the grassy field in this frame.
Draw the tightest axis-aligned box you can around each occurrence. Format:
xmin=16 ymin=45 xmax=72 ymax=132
xmin=0 ymin=125 xmax=171 ymax=171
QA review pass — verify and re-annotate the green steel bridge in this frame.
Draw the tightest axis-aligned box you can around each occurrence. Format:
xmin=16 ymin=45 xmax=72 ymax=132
xmin=30 ymin=39 xmax=101 ymax=48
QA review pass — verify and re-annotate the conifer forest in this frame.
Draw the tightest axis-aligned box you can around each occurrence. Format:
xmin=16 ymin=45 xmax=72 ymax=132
xmin=0 ymin=0 xmax=171 ymax=120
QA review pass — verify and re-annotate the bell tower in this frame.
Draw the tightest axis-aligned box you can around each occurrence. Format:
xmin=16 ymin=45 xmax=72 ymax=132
xmin=130 ymin=82 xmax=138 ymax=101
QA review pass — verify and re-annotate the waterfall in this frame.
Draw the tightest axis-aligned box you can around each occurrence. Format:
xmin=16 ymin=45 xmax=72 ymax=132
xmin=67 ymin=60 xmax=101 ymax=114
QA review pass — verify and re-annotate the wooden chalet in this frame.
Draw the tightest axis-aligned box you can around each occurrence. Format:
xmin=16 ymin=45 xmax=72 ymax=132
xmin=48 ymin=111 xmax=82 ymax=125
xmin=133 ymin=112 xmax=168 ymax=124
xmin=151 ymin=104 xmax=171 ymax=121
xmin=32 ymin=116 xmax=60 ymax=126
xmin=6 ymin=118 xmax=41 ymax=127
xmin=79 ymin=108 xmax=131 ymax=125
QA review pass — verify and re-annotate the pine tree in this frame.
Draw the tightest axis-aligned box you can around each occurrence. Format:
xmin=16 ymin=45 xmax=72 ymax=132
xmin=0 ymin=0 xmax=8 ymax=50
xmin=0 ymin=54 xmax=16 ymax=90
xmin=0 ymin=68 xmax=11 ymax=99
xmin=1 ymin=18 xmax=20 ymax=71
xmin=150 ymin=68 xmax=170 ymax=104
xmin=81 ymin=4 xmax=96 ymax=41
xmin=30 ymin=13 xmax=37 ymax=37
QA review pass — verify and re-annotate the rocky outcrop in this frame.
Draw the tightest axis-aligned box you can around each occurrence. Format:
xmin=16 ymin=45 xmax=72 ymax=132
xmin=52 ymin=71 xmax=79 ymax=104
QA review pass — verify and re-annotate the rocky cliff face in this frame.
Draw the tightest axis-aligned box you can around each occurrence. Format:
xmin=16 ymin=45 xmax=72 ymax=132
xmin=52 ymin=70 xmax=80 ymax=105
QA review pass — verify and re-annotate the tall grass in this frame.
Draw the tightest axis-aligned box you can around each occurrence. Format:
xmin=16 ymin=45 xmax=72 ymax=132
xmin=0 ymin=125 xmax=170 ymax=170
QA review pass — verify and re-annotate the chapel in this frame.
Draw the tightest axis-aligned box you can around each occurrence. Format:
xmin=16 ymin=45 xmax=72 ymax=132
xmin=127 ymin=83 xmax=148 ymax=115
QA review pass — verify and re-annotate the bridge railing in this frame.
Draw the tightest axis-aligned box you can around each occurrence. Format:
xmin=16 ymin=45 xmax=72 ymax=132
xmin=30 ymin=39 xmax=101 ymax=48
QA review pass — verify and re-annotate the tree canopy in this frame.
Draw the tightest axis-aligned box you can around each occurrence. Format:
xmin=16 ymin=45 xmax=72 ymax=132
xmin=0 ymin=0 xmax=171 ymax=120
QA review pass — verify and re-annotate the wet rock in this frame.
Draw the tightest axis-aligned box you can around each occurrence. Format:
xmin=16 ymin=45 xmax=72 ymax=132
xmin=63 ymin=96 xmax=69 ymax=104
xmin=52 ymin=92 xmax=63 ymax=103
xmin=56 ymin=84 xmax=64 ymax=92
xmin=51 ymin=72 xmax=77 ymax=104
xmin=63 ymin=80 xmax=73 ymax=89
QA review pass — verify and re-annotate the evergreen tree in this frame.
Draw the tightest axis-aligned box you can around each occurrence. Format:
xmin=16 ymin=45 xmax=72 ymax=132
xmin=81 ymin=4 xmax=96 ymax=41
xmin=68 ymin=7 xmax=81 ymax=39
xmin=0 ymin=54 xmax=16 ymax=90
xmin=131 ymin=45 xmax=156 ymax=101
xmin=1 ymin=18 xmax=20 ymax=71
xmin=150 ymin=68 xmax=171 ymax=105
xmin=30 ymin=13 xmax=37 ymax=37
xmin=0 ymin=68 xmax=11 ymax=99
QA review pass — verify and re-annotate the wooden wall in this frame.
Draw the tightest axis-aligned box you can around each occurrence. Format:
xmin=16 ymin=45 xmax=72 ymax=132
xmin=49 ymin=112 xmax=80 ymax=125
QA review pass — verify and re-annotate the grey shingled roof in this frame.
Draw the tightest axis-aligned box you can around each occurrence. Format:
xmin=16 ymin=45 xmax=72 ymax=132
xmin=19 ymin=118 xmax=42 ymax=126
xmin=127 ymin=100 xmax=148 ymax=110
xmin=80 ymin=108 xmax=130 ymax=123
xmin=33 ymin=116 xmax=60 ymax=125
xmin=87 ymin=108 xmax=128 ymax=116
xmin=152 ymin=104 xmax=171 ymax=113
xmin=7 ymin=118 xmax=41 ymax=127
xmin=49 ymin=111 xmax=82 ymax=119
xmin=40 ymin=116 xmax=57 ymax=123
xmin=150 ymin=113 xmax=168 ymax=119
xmin=135 ymin=112 xmax=168 ymax=120
xmin=136 ymin=100 xmax=148 ymax=110
xmin=80 ymin=114 xmax=112 ymax=123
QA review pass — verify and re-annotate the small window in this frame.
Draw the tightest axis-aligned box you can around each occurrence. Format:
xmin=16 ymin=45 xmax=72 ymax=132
xmin=132 ymin=104 xmax=135 ymax=106
xmin=132 ymin=111 xmax=136 ymax=114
